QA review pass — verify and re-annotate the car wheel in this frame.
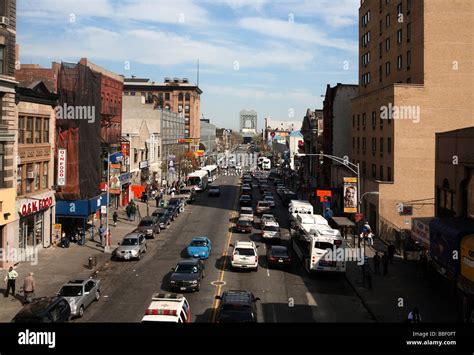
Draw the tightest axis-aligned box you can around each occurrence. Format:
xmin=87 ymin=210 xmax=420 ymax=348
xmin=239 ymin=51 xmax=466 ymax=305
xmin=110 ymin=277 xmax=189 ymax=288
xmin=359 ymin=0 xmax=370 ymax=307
xmin=137 ymin=251 xmax=141 ymax=260
xmin=196 ymin=282 xmax=201 ymax=291
xmin=95 ymin=291 xmax=100 ymax=302
xmin=78 ymin=305 xmax=84 ymax=318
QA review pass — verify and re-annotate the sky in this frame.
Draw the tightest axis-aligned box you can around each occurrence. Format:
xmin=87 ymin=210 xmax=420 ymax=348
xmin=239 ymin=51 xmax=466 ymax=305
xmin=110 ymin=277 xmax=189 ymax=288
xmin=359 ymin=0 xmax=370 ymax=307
xmin=17 ymin=0 xmax=359 ymax=131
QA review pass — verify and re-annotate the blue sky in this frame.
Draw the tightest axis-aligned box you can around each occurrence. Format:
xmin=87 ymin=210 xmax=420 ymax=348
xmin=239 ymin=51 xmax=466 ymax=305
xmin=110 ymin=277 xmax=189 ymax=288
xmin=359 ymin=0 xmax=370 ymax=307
xmin=17 ymin=0 xmax=359 ymax=130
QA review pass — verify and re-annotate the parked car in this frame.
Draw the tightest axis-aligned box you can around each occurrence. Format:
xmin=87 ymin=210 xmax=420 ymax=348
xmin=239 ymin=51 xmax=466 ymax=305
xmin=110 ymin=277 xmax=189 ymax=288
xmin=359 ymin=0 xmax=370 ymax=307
xmin=168 ymin=198 xmax=184 ymax=213
xmin=263 ymin=196 xmax=275 ymax=208
xmin=57 ymin=279 xmax=101 ymax=318
xmin=208 ymin=185 xmax=221 ymax=197
xmin=267 ymin=245 xmax=291 ymax=268
xmin=230 ymin=241 xmax=259 ymax=271
xmin=179 ymin=187 xmax=196 ymax=203
xmin=170 ymin=259 xmax=205 ymax=292
xmin=256 ymin=201 xmax=271 ymax=215
xmin=239 ymin=195 xmax=252 ymax=207
xmin=235 ymin=218 xmax=252 ymax=233
xmin=187 ymin=237 xmax=212 ymax=259
xmin=152 ymin=208 xmax=171 ymax=229
xmin=215 ymin=290 xmax=260 ymax=323
xmin=261 ymin=221 xmax=281 ymax=241
xmin=12 ymin=297 xmax=71 ymax=323
xmin=135 ymin=216 xmax=161 ymax=238
xmin=166 ymin=204 xmax=180 ymax=221
xmin=112 ymin=232 xmax=147 ymax=261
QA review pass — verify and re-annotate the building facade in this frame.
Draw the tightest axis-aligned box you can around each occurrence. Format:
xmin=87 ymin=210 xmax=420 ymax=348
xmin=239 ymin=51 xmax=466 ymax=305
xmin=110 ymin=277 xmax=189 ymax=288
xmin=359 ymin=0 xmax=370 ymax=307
xmin=352 ymin=0 xmax=474 ymax=245
xmin=240 ymin=110 xmax=257 ymax=143
xmin=14 ymin=82 xmax=58 ymax=260
xmin=123 ymin=77 xmax=201 ymax=152
xmin=300 ymin=109 xmax=323 ymax=192
xmin=0 ymin=0 xmax=17 ymax=269
xmin=200 ymin=119 xmax=216 ymax=153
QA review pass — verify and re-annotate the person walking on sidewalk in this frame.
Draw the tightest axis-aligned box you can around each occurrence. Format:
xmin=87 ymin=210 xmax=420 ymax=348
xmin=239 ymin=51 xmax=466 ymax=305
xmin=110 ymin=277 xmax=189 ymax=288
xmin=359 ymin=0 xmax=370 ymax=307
xmin=155 ymin=195 xmax=161 ymax=208
xmin=113 ymin=211 xmax=118 ymax=227
xmin=125 ymin=203 xmax=131 ymax=221
xmin=373 ymin=252 xmax=381 ymax=275
xmin=129 ymin=202 xmax=137 ymax=221
xmin=23 ymin=272 xmax=35 ymax=304
xmin=388 ymin=244 xmax=396 ymax=264
xmin=98 ymin=224 xmax=106 ymax=246
xmin=4 ymin=266 xmax=18 ymax=298
xmin=382 ymin=251 xmax=389 ymax=276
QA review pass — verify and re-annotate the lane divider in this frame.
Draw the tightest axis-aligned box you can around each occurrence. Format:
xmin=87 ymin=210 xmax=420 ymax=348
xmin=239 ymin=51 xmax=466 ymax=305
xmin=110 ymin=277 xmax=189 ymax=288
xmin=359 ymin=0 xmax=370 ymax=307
xmin=210 ymin=175 xmax=240 ymax=323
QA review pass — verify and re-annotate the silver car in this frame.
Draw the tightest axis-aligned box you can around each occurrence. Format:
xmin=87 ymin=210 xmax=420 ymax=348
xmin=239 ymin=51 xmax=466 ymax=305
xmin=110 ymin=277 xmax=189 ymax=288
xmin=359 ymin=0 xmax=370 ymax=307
xmin=113 ymin=233 xmax=147 ymax=261
xmin=57 ymin=279 xmax=101 ymax=318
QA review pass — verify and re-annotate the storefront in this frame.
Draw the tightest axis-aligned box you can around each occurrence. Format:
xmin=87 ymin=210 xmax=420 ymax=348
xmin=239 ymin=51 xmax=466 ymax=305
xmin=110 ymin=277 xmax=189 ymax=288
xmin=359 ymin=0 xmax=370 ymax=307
xmin=17 ymin=191 xmax=56 ymax=258
xmin=120 ymin=172 xmax=131 ymax=207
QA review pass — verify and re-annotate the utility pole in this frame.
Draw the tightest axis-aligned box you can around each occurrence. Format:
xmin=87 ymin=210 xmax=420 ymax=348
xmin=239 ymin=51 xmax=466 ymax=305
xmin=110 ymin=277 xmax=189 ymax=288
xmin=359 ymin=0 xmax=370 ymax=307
xmin=104 ymin=152 xmax=111 ymax=253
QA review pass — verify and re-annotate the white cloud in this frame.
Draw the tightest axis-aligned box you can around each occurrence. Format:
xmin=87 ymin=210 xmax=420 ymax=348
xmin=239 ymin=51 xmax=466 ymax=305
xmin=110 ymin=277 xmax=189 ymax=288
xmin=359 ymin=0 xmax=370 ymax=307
xmin=239 ymin=17 xmax=357 ymax=52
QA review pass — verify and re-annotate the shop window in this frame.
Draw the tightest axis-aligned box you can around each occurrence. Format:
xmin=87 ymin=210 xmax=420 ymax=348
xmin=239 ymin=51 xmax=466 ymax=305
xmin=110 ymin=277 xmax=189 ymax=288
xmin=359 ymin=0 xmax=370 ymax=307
xmin=34 ymin=163 xmax=41 ymax=190
xmin=26 ymin=117 xmax=33 ymax=144
xmin=43 ymin=118 xmax=49 ymax=143
xmin=42 ymin=162 xmax=49 ymax=189
xmin=35 ymin=118 xmax=42 ymax=143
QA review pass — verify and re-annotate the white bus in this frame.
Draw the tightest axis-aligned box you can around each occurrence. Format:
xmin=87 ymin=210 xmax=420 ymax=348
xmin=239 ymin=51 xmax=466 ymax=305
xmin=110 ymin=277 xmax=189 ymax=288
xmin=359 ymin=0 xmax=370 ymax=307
xmin=201 ymin=165 xmax=218 ymax=182
xmin=291 ymin=223 xmax=346 ymax=273
xmin=186 ymin=170 xmax=208 ymax=192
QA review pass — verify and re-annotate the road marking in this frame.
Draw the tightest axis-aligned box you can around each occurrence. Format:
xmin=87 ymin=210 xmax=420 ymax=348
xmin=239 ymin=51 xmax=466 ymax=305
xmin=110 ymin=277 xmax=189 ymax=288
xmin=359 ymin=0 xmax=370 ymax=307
xmin=210 ymin=177 xmax=240 ymax=322
xmin=210 ymin=280 xmax=226 ymax=287
xmin=306 ymin=292 xmax=318 ymax=306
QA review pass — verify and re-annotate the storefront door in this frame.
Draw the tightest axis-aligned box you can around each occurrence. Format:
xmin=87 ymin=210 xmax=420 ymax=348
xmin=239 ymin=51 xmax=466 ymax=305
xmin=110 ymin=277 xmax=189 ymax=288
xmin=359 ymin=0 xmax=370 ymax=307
xmin=19 ymin=213 xmax=43 ymax=260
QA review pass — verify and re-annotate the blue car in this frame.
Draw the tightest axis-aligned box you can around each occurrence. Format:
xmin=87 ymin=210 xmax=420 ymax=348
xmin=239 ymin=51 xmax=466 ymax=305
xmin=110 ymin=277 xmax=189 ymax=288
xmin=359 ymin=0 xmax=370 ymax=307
xmin=187 ymin=237 xmax=212 ymax=259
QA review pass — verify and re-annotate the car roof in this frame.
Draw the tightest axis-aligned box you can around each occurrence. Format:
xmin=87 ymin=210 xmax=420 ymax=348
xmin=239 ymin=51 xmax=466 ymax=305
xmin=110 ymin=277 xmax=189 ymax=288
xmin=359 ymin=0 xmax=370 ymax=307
xmin=235 ymin=241 xmax=255 ymax=248
xmin=124 ymin=233 xmax=141 ymax=239
xmin=241 ymin=207 xmax=253 ymax=211
xmin=262 ymin=214 xmax=274 ymax=218
xmin=14 ymin=297 xmax=63 ymax=317
xmin=65 ymin=279 xmax=89 ymax=285
xmin=258 ymin=201 xmax=269 ymax=204
xmin=271 ymin=245 xmax=288 ymax=252
xmin=191 ymin=236 xmax=209 ymax=241
xmin=177 ymin=258 xmax=200 ymax=266
xmin=222 ymin=290 xmax=253 ymax=305
xmin=263 ymin=221 xmax=279 ymax=227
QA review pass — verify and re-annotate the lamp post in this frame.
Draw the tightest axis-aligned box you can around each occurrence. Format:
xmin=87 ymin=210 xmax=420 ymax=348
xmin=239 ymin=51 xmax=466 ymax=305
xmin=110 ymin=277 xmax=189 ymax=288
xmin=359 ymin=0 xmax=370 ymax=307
xmin=104 ymin=152 xmax=111 ymax=253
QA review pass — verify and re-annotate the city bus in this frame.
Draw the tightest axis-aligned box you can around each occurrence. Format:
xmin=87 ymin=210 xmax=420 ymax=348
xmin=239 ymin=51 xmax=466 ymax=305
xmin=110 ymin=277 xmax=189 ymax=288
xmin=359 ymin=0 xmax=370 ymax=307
xmin=186 ymin=170 xmax=208 ymax=192
xmin=201 ymin=165 xmax=218 ymax=182
xmin=291 ymin=223 xmax=346 ymax=274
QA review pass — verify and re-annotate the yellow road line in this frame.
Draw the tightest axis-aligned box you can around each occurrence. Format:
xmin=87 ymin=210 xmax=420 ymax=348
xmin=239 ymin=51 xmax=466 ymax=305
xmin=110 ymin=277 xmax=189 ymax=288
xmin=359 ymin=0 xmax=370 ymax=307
xmin=210 ymin=175 xmax=240 ymax=322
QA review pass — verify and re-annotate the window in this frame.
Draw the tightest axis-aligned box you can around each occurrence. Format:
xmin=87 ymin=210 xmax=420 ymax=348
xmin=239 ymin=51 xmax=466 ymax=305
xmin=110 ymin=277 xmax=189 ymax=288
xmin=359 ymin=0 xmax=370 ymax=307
xmin=362 ymin=113 xmax=366 ymax=127
xmin=380 ymin=166 xmax=384 ymax=180
xmin=407 ymin=0 xmax=412 ymax=14
xmin=388 ymin=137 xmax=392 ymax=153
xmin=407 ymin=50 xmax=412 ymax=68
xmin=357 ymin=114 xmax=360 ymax=126
xmin=34 ymin=163 xmax=41 ymax=190
xmin=35 ymin=118 xmax=42 ymax=143
xmin=42 ymin=162 xmax=48 ymax=189
xmin=26 ymin=117 xmax=33 ymax=144
xmin=397 ymin=55 xmax=403 ymax=70
xmin=385 ymin=61 xmax=391 ymax=76
xmin=17 ymin=164 xmax=22 ymax=194
xmin=397 ymin=3 xmax=403 ymax=16
xmin=19 ymin=117 xmax=25 ymax=144
xmin=0 ymin=143 xmax=4 ymax=188
xmin=387 ymin=167 xmax=392 ymax=181
xmin=178 ymin=93 xmax=183 ymax=101
xmin=0 ymin=45 xmax=4 ymax=76
xmin=372 ymin=137 xmax=377 ymax=152
xmin=352 ymin=137 xmax=355 ymax=149
xmin=134 ymin=149 xmax=138 ymax=164
xmin=379 ymin=43 xmax=382 ymax=58
xmin=379 ymin=20 xmax=383 ymax=35
xmin=352 ymin=115 xmax=355 ymax=127
xmin=397 ymin=29 xmax=402 ymax=44
xmin=379 ymin=65 xmax=382 ymax=82
xmin=185 ymin=93 xmax=190 ymax=101
xmin=372 ymin=111 xmax=377 ymax=126
xmin=26 ymin=164 xmax=33 ymax=193
xmin=185 ymin=105 xmax=190 ymax=113
xmin=407 ymin=23 xmax=411 ymax=41
xmin=362 ymin=137 xmax=366 ymax=151
xmin=407 ymin=77 xmax=412 ymax=83
xmin=380 ymin=138 xmax=384 ymax=153
xmin=130 ymin=92 xmax=136 ymax=96
xmin=385 ymin=37 xmax=391 ymax=52
xmin=362 ymin=161 xmax=367 ymax=175
xmin=357 ymin=137 xmax=360 ymax=150
xmin=386 ymin=13 xmax=390 ymax=28
xmin=372 ymin=164 xmax=377 ymax=178
xmin=123 ymin=92 xmax=129 ymax=96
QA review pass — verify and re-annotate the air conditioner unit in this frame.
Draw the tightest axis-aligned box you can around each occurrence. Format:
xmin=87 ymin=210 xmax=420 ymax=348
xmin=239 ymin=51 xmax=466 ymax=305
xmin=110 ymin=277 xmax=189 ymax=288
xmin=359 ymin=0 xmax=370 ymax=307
xmin=27 ymin=172 xmax=36 ymax=179
xmin=0 ymin=17 xmax=9 ymax=26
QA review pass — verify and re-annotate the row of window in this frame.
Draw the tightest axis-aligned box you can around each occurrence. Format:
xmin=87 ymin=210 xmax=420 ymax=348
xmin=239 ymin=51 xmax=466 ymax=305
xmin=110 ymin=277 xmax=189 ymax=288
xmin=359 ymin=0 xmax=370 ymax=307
xmin=17 ymin=162 xmax=49 ymax=196
xmin=362 ymin=50 xmax=412 ymax=85
xmin=358 ymin=160 xmax=393 ymax=181
xmin=353 ymin=111 xmax=393 ymax=127
xmin=124 ymin=92 xmax=192 ymax=101
xmin=18 ymin=116 xmax=50 ymax=145
xmin=353 ymin=136 xmax=392 ymax=154
xmin=379 ymin=0 xmax=412 ymax=15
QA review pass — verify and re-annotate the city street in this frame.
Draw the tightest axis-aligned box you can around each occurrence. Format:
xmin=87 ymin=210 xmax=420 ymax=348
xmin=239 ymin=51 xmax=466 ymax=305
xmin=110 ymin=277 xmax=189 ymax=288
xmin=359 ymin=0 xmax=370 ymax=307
xmin=78 ymin=174 xmax=373 ymax=323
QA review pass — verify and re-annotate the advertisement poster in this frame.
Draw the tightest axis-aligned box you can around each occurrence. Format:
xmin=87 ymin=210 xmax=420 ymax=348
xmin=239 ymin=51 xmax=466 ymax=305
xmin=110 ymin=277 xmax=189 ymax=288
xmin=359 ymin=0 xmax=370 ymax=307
xmin=109 ymin=164 xmax=121 ymax=194
xmin=52 ymin=224 xmax=62 ymax=245
xmin=343 ymin=177 xmax=358 ymax=213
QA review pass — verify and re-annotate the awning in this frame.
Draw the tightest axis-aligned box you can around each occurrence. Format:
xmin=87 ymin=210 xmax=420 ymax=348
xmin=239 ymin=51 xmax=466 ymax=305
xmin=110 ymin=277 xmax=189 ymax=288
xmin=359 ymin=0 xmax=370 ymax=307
xmin=56 ymin=192 xmax=108 ymax=217
xmin=330 ymin=217 xmax=356 ymax=227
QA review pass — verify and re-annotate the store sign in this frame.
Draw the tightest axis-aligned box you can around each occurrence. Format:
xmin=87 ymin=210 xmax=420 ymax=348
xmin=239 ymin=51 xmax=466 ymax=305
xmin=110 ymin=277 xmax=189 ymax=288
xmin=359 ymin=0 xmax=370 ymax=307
xmin=20 ymin=197 xmax=54 ymax=217
xmin=119 ymin=173 xmax=131 ymax=185
xmin=139 ymin=160 xmax=149 ymax=169
xmin=57 ymin=149 xmax=67 ymax=186
xmin=121 ymin=143 xmax=130 ymax=157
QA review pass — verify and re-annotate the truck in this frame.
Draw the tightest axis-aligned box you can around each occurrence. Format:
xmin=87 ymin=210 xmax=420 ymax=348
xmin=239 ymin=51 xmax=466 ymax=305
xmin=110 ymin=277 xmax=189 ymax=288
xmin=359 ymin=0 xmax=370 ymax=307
xmin=141 ymin=293 xmax=190 ymax=323
xmin=288 ymin=200 xmax=314 ymax=228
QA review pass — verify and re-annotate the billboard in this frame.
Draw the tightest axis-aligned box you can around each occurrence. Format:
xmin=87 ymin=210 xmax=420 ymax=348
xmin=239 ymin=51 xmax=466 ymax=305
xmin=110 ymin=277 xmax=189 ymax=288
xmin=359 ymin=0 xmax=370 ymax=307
xmin=343 ymin=177 xmax=358 ymax=213
xmin=109 ymin=164 xmax=121 ymax=194
xmin=57 ymin=149 xmax=67 ymax=186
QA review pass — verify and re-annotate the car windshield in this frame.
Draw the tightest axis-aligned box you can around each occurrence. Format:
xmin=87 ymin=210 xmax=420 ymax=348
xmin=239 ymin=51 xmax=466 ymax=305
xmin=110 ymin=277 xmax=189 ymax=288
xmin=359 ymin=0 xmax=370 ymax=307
xmin=241 ymin=196 xmax=250 ymax=200
xmin=139 ymin=220 xmax=153 ymax=226
xmin=169 ymin=200 xmax=180 ymax=206
xmin=259 ymin=203 xmax=269 ymax=207
xmin=220 ymin=305 xmax=253 ymax=321
xmin=59 ymin=285 xmax=83 ymax=297
xmin=237 ymin=219 xmax=251 ymax=226
xmin=191 ymin=240 xmax=208 ymax=247
xmin=235 ymin=248 xmax=255 ymax=256
xmin=271 ymin=247 xmax=289 ymax=257
xmin=264 ymin=226 xmax=279 ymax=232
xmin=122 ymin=238 xmax=138 ymax=246
xmin=314 ymin=242 xmax=334 ymax=250
xmin=175 ymin=264 xmax=199 ymax=273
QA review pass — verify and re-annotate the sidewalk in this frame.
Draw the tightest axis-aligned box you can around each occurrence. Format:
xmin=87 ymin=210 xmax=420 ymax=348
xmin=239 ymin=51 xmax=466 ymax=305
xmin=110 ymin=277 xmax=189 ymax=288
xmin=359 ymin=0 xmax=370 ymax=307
xmin=0 ymin=199 xmax=153 ymax=322
xmin=345 ymin=236 xmax=461 ymax=322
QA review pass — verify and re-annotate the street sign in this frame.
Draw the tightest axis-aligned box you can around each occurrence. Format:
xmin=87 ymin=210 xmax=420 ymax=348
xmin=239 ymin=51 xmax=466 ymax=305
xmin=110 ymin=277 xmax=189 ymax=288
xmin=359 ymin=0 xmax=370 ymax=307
xmin=101 ymin=206 xmax=107 ymax=214
xmin=355 ymin=213 xmax=364 ymax=223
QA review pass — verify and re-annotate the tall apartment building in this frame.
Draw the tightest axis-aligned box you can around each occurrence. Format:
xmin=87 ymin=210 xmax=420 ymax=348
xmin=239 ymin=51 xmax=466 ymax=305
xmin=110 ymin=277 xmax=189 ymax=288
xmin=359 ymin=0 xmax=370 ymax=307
xmin=352 ymin=0 xmax=473 ymax=245
xmin=240 ymin=110 xmax=257 ymax=143
xmin=0 ymin=0 xmax=16 ymax=269
xmin=123 ymin=77 xmax=202 ymax=152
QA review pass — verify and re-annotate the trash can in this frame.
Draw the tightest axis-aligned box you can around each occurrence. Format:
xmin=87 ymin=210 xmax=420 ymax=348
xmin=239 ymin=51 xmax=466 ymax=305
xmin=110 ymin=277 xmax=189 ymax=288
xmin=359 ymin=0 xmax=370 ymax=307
xmin=159 ymin=199 xmax=165 ymax=208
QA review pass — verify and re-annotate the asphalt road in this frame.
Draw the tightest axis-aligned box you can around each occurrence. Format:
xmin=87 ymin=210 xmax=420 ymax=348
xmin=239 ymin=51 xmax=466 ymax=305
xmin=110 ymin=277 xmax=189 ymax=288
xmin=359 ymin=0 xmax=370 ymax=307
xmin=78 ymin=173 xmax=373 ymax=323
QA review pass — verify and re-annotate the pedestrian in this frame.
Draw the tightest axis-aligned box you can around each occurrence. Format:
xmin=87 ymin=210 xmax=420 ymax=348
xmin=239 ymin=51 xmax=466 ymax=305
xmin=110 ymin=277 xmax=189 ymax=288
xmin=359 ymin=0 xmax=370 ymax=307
xmin=130 ymin=202 xmax=137 ymax=221
xmin=78 ymin=226 xmax=85 ymax=246
xmin=4 ymin=266 xmax=18 ymax=298
xmin=382 ymin=251 xmax=389 ymax=276
xmin=125 ymin=203 xmax=131 ymax=221
xmin=407 ymin=307 xmax=422 ymax=323
xmin=113 ymin=211 xmax=118 ymax=226
xmin=388 ymin=243 xmax=396 ymax=264
xmin=155 ymin=195 xmax=161 ymax=208
xmin=98 ymin=224 xmax=106 ymax=246
xmin=23 ymin=272 xmax=35 ymax=304
xmin=373 ymin=252 xmax=381 ymax=275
